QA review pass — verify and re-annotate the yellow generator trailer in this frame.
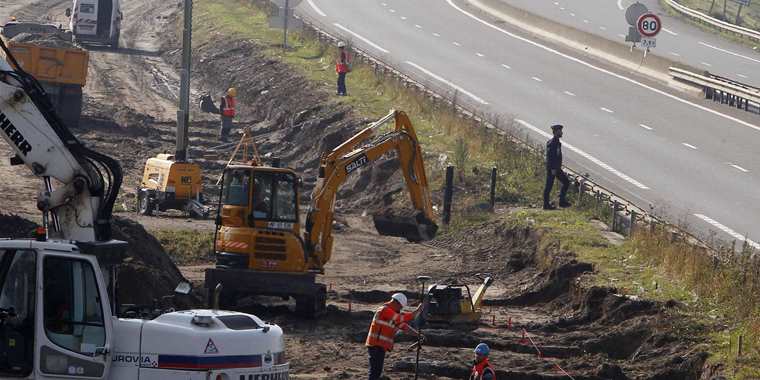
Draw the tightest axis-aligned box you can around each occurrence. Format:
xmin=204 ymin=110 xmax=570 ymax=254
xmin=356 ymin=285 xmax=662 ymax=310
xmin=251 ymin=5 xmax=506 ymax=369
xmin=138 ymin=153 xmax=208 ymax=218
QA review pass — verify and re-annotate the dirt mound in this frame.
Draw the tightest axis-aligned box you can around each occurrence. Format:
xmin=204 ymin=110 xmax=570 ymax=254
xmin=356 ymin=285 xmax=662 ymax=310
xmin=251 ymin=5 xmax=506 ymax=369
xmin=0 ymin=213 xmax=38 ymax=238
xmin=10 ymin=32 xmax=76 ymax=48
xmin=111 ymin=217 xmax=197 ymax=307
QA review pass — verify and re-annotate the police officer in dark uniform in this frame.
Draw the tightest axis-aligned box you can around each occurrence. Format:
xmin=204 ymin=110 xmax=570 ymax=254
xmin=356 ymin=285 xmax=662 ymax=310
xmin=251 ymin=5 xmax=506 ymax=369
xmin=544 ymin=124 xmax=571 ymax=210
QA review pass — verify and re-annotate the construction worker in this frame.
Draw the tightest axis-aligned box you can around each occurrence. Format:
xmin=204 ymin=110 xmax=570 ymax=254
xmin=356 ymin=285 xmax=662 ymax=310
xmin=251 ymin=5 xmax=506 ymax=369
xmin=469 ymin=343 xmax=496 ymax=380
xmin=336 ymin=41 xmax=350 ymax=96
xmin=543 ymin=124 xmax=570 ymax=210
xmin=366 ymin=293 xmax=422 ymax=380
xmin=219 ymin=87 xmax=237 ymax=142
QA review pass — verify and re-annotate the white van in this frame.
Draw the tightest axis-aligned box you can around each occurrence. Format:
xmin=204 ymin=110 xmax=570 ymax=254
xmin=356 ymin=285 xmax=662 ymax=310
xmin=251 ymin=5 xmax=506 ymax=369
xmin=68 ymin=0 xmax=122 ymax=48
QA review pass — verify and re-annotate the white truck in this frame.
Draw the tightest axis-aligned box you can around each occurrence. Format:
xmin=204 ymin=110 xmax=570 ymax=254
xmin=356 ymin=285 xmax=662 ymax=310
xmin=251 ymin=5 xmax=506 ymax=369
xmin=67 ymin=0 xmax=121 ymax=48
xmin=0 ymin=36 xmax=289 ymax=379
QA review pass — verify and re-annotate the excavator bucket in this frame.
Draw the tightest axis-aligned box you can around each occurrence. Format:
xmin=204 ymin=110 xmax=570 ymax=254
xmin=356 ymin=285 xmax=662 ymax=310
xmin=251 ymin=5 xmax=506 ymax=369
xmin=373 ymin=210 xmax=438 ymax=242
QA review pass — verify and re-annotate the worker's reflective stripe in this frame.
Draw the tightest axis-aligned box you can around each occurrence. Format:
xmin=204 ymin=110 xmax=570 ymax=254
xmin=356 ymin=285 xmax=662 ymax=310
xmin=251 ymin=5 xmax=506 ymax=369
xmin=222 ymin=96 xmax=236 ymax=117
xmin=376 ymin=335 xmax=394 ymax=343
xmin=373 ymin=319 xmax=395 ymax=328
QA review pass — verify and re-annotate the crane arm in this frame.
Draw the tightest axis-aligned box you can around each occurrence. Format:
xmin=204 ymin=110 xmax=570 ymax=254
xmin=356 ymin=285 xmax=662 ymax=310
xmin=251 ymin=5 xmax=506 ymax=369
xmin=0 ymin=39 xmax=121 ymax=242
xmin=303 ymin=110 xmax=437 ymax=271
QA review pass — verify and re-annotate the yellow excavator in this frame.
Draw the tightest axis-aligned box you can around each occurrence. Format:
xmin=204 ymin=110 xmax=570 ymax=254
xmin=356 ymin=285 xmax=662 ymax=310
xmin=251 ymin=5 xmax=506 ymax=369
xmin=205 ymin=110 xmax=438 ymax=315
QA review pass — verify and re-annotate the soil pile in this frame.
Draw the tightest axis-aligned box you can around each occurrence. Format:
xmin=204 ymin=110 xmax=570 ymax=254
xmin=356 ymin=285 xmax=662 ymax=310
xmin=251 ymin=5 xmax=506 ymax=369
xmin=0 ymin=213 xmax=38 ymax=238
xmin=10 ymin=32 xmax=76 ymax=48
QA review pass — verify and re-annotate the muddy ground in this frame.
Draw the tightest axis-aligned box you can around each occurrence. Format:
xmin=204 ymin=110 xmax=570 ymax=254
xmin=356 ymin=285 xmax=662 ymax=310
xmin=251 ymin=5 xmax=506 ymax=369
xmin=0 ymin=0 xmax=714 ymax=378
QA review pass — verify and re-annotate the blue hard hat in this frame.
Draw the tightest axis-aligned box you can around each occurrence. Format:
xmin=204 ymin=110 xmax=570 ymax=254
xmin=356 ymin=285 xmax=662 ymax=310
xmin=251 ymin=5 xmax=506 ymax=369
xmin=474 ymin=343 xmax=490 ymax=356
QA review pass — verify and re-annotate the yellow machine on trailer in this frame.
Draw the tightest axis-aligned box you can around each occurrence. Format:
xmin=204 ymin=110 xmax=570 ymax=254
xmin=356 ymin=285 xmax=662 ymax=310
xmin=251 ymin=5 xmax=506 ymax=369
xmin=206 ymin=110 xmax=438 ymax=315
xmin=138 ymin=153 xmax=208 ymax=218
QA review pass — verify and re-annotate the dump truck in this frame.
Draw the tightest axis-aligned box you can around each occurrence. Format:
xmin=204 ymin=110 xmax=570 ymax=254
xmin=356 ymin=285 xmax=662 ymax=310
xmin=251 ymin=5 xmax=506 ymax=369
xmin=0 ymin=21 xmax=88 ymax=127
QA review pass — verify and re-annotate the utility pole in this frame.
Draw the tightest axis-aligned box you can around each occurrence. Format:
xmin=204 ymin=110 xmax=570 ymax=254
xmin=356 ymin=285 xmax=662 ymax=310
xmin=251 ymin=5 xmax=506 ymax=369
xmin=176 ymin=0 xmax=193 ymax=162
xmin=283 ymin=0 xmax=289 ymax=49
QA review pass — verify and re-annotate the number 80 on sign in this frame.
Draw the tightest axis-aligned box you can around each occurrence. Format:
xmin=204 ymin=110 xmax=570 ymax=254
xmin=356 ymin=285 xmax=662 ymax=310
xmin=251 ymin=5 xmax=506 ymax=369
xmin=637 ymin=13 xmax=662 ymax=37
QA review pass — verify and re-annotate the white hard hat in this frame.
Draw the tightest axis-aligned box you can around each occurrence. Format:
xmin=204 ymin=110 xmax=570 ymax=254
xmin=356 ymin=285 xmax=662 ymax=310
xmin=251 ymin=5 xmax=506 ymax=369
xmin=391 ymin=293 xmax=407 ymax=307
xmin=337 ymin=41 xmax=346 ymax=48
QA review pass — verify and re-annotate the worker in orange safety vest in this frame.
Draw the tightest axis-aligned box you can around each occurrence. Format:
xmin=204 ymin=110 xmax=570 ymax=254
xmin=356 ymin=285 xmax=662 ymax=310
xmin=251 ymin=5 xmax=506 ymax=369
xmin=219 ymin=87 xmax=237 ymax=142
xmin=469 ymin=343 xmax=496 ymax=380
xmin=366 ymin=292 xmax=422 ymax=380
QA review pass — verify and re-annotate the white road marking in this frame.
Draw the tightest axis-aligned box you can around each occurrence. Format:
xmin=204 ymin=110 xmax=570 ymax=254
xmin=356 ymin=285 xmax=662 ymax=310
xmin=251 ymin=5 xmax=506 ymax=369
xmin=729 ymin=163 xmax=749 ymax=173
xmin=560 ymin=7 xmax=565 ymax=10
xmin=501 ymin=63 xmax=511 ymax=69
xmin=415 ymin=24 xmax=422 ymax=29
xmin=617 ymin=0 xmax=625 ymax=10
xmin=447 ymin=0 xmax=760 ymax=133
xmin=406 ymin=61 xmax=489 ymax=105
xmin=333 ymin=23 xmax=390 ymax=53
xmin=699 ymin=41 xmax=760 ymax=64
xmin=682 ymin=142 xmax=698 ymax=150
xmin=701 ymin=61 xmax=713 ymax=67
xmin=453 ymin=41 xmax=461 ymax=46
xmin=476 ymin=52 xmax=485 ymax=57
xmin=517 ymin=119 xmax=649 ymax=189
xmin=554 ymin=1 xmax=559 ymax=5
xmin=307 ymin=0 xmax=326 ymax=17
xmin=662 ymin=27 xmax=678 ymax=36
xmin=599 ymin=26 xmax=607 ymax=31
xmin=737 ymin=73 xmax=748 ymax=79
xmin=401 ymin=16 xmax=407 ymax=20
xmin=532 ymin=76 xmax=543 ymax=82
xmin=583 ymin=19 xmax=589 ymax=24
xmin=389 ymin=9 xmax=396 ymax=13
xmin=381 ymin=2 xmax=387 ymax=6
xmin=670 ymin=51 xmax=681 ymax=57
xmin=570 ymin=12 xmax=576 ymax=16
xmin=564 ymin=90 xmax=576 ymax=96
xmin=617 ymin=33 xmax=626 ymax=38
xmin=639 ymin=124 xmax=653 ymax=130
xmin=694 ymin=214 xmax=760 ymax=249
xmin=601 ymin=107 xmax=614 ymax=113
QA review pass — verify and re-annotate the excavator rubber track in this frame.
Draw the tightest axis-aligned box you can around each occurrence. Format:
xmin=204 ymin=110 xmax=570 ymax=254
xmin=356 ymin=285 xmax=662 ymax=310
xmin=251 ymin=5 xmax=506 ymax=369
xmin=373 ymin=211 xmax=438 ymax=242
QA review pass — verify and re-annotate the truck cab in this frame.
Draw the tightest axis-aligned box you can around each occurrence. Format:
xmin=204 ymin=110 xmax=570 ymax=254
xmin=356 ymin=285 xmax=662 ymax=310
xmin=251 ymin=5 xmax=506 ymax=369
xmin=0 ymin=240 xmax=289 ymax=380
xmin=69 ymin=0 xmax=122 ymax=48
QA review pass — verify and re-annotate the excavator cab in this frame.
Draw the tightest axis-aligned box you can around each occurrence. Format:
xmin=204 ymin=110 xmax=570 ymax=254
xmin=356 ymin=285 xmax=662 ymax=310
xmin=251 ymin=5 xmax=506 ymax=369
xmin=216 ymin=166 xmax=306 ymax=272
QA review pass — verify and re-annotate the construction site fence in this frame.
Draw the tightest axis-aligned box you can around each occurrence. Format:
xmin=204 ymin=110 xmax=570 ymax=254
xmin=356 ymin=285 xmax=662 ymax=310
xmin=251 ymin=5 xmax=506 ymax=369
xmin=293 ymin=14 xmax=749 ymax=259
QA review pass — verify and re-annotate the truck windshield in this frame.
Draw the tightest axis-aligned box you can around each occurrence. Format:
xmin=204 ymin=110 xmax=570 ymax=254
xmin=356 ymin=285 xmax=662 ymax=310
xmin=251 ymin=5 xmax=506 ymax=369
xmin=0 ymin=249 xmax=36 ymax=377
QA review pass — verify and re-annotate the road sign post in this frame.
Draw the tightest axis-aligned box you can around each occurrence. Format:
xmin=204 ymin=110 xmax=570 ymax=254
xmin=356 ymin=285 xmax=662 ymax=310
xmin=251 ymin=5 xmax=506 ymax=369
xmin=268 ymin=0 xmax=303 ymax=49
xmin=636 ymin=12 xmax=661 ymax=52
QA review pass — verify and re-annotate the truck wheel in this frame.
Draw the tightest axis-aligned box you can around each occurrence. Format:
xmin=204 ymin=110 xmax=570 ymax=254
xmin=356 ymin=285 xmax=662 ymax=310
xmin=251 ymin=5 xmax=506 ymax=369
xmin=111 ymin=29 xmax=120 ymax=49
xmin=138 ymin=191 xmax=153 ymax=216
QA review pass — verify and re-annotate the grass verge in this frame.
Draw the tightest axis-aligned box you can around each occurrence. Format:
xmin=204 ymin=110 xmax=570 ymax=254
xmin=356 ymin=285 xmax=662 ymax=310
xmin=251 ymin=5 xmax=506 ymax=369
xmin=660 ymin=0 xmax=760 ymax=51
xmin=193 ymin=0 xmax=758 ymax=376
xmin=151 ymin=229 xmax=214 ymax=265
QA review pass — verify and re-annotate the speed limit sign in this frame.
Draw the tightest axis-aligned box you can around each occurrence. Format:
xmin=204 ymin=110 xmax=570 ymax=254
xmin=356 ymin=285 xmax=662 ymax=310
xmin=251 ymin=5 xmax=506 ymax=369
xmin=637 ymin=13 xmax=662 ymax=37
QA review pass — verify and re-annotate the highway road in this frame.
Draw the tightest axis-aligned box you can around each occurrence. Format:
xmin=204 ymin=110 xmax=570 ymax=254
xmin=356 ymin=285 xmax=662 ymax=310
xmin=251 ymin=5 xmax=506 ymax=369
xmin=501 ymin=0 xmax=760 ymax=86
xmin=298 ymin=0 xmax=760 ymax=248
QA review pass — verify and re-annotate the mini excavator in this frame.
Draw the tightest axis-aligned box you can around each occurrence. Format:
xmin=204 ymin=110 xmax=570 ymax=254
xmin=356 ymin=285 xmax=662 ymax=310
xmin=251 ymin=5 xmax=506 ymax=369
xmin=206 ymin=110 xmax=438 ymax=315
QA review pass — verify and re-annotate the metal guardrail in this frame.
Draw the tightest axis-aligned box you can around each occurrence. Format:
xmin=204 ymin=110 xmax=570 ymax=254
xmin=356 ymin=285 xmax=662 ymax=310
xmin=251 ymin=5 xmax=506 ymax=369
xmin=670 ymin=66 xmax=760 ymax=113
xmin=664 ymin=0 xmax=760 ymax=42
xmin=295 ymin=14 xmax=738 ymax=255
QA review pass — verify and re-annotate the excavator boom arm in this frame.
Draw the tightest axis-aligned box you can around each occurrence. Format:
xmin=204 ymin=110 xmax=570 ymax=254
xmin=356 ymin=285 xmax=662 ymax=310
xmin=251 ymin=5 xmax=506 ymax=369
xmin=304 ymin=110 xmax=436 ymax=270
xmin=0 ymin=39 xmax=121 ymax=242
